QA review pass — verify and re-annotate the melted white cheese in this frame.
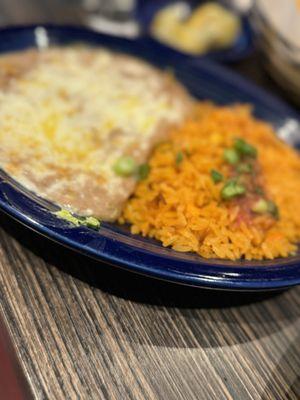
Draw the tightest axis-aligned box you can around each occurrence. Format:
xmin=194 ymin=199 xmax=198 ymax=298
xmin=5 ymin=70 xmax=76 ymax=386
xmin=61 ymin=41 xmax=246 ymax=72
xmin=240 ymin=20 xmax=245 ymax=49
xmin=0 ymin=47 xmax=190 ymax=218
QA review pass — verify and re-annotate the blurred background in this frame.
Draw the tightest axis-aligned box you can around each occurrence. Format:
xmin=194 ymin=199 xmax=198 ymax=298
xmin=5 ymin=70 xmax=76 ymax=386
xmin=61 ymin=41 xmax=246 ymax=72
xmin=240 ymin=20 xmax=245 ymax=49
xmin=0 ymin=0 xmax=299 ymax=105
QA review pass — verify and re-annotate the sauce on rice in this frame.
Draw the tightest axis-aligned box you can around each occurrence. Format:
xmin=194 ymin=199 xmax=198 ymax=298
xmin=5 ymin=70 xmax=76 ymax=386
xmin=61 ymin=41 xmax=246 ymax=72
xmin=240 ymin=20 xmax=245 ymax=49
xmin=121 ymin=103 xmax=300 ymax=260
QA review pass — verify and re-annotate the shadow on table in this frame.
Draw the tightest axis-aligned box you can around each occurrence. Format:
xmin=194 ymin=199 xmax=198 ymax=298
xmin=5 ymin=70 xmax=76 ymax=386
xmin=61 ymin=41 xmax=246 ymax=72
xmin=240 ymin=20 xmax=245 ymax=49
xmin=1 ymin=211 xmax=299 ymax=349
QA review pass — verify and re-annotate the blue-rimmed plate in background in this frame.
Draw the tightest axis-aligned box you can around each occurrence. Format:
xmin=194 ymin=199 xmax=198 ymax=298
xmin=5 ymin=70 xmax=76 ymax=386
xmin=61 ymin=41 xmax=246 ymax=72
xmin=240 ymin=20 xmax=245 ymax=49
xmin=0 ymin=25 xmax=299 ymax=291
xmin=135 ymin=0 xmax=253 ymax=63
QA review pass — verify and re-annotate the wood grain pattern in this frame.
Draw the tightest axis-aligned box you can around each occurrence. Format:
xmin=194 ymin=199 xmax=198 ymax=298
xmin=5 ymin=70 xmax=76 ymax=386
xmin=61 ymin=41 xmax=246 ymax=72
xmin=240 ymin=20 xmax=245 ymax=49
xmin=0 ymin=2 xmax=299 ymax=399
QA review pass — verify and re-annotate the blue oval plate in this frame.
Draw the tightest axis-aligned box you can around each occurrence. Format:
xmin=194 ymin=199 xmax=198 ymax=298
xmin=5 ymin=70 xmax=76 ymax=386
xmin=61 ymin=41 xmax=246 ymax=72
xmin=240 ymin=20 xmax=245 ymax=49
xmin=0 ymin=25 xmax=299 ymax=291
xmin=135 ymin=0 xmax=253 ymax=63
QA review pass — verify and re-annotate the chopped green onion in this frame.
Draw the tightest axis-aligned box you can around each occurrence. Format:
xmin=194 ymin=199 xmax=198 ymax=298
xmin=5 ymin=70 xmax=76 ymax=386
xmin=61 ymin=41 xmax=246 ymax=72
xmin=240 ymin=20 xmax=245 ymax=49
xmin=221 ymin=180 xmax=246 ymax=200
xmin=211 ymin=169 xmax=223 ymax=183
xmin=234 ymin=138 xmax=257 ymax=158
xmin=267 ymin=201 xmax=279 ymax=218
xmin=54 ymin=209 xmax=80 ymax=226
xmin=236 ymin=163 xmax=253 ymax=174
xmin=251 ymin=199 xmax=279 ymax=218
xmin=137 ymin=163 xmax=150 ymax=181
xmin=82 ymin=216 xmax=101 ymax=229
xmin=254 ymin=186 xmax=264 ymax=195
xmin=252 ymin=198 xmax=269 ymax=214
xmin=54 ymin=209 xmax=101 ymax=229
xmin=175 ymin=151 xmax=184 ymax=165
xmin=113 ymin=156 xmax=137 ymax=177
xmin=223 ymin=148 xmax=240 ymax=165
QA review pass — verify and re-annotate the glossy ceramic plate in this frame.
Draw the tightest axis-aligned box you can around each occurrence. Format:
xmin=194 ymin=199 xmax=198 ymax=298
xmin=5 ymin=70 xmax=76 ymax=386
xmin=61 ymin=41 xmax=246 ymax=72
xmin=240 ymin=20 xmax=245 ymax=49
xmin=136 ymin=0 xmax=253 ymax=62
xmin=0 ymin=25 xmax=299 ymax=291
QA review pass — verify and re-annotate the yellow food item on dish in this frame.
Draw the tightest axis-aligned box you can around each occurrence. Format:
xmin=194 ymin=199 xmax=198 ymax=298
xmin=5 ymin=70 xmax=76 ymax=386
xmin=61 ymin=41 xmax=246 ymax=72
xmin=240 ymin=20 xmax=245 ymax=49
xmin=151 ymin=2 xmax=241 ymax=55
xmin=0 ymin=47 xmax=191 ymax=221
xmin=121 ymin=103 xmax=300 ymax=260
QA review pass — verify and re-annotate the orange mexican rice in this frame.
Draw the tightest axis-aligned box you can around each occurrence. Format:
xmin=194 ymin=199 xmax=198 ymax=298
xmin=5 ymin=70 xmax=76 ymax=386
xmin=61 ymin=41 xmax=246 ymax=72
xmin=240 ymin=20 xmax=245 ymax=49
xmin=120 ymin=103 xmax=300 ymax=260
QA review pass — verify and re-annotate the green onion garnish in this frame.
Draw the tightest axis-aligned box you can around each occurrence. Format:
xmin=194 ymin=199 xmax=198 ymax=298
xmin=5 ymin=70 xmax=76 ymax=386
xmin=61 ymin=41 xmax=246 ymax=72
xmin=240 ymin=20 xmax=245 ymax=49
xmin=221 ymin=180 xmax=246 ymax=200
xmin=54 ymin=210 xmax=101 ymax=229
xmin=267 ymin=201 xmax=279 ymax=219
xmin=223 ymin=148 xmax=240 ymax=165
xmin=82 ymin=216 xmax=101 ymax=229
xmin=211 ymin=169 xmax=223 ymax=183
xmin=236 ymin=163 xmax=253 ymax=174
xmin=54 ymin=209 xmax=80 ymax=226
xmin=175 ymin=151 xmax=184 ymax=165
xmin=254 ymin=187 xmax=264 ymax=195
xmin=137 ymin=163 xmax=150 ymax=181
xmin=234 ymin=138 xmax=257 ymax=158
xmin=251 ymin=199 xmax=279 ymax=218
xmin=251 ymin=198 xmax=269 ymax=214
xmin=113 ymin=156 xmax=137 ymax=177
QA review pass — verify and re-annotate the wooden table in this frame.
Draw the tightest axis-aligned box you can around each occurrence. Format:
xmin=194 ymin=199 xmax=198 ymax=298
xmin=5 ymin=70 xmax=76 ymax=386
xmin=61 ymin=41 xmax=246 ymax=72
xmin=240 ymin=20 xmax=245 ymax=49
xmin=0 ymin=2 xmax=299 ymax=399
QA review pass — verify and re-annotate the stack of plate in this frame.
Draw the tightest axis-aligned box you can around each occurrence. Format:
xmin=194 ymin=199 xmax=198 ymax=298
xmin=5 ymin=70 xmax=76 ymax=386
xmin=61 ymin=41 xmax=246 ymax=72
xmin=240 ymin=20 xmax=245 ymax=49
xmin=251 ymin=0 xmax=300 ymax=105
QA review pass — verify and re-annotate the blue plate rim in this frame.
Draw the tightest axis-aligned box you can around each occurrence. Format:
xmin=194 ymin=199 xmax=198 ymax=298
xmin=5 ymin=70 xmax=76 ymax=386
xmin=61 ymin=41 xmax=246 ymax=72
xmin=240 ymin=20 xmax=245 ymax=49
xmin=0 ymin=23 xmax=299 ymax=291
